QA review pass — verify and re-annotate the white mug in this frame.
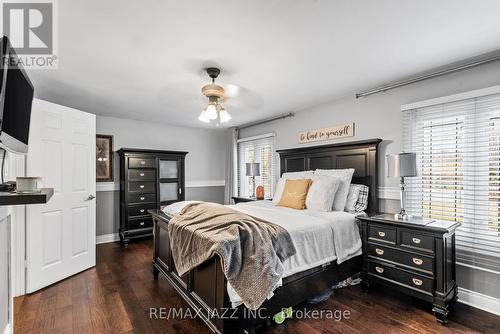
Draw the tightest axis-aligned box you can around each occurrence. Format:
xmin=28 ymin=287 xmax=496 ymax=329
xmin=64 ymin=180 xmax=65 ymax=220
xmin=16 ymin=177 xmax=41 ymax=193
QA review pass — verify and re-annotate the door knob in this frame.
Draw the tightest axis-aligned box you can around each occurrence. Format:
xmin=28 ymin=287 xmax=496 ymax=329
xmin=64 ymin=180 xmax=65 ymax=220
xmin=86 ymin=194 xmax=95 ymax=201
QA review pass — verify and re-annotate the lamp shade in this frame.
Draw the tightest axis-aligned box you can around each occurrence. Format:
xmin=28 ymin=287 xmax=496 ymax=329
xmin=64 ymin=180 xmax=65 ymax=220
xmin=246 ymin=163 xmax=260 ymax=176
xmin=387 ymin=153 xmax=417 ymax=177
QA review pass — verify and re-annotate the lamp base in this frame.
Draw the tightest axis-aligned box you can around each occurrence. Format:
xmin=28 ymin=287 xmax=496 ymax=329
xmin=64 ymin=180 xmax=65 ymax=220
xmin=394 ymin=212 xmax=412 ymax=221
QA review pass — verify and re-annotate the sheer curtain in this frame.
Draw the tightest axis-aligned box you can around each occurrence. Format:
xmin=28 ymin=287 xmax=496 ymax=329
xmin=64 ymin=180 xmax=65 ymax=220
xmin=224 ymin=127 xmax=239 ymax=204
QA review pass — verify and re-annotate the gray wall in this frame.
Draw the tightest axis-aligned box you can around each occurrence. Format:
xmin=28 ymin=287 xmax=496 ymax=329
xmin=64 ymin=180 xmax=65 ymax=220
xmin=239 ymin=61 xmax=500 ymax=300
xmin=96 ymin=115 xmax=226 ymax=236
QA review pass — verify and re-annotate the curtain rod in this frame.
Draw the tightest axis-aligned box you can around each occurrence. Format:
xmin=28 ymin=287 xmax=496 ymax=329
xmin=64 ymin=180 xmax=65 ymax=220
xmin=237 ymin=112 xmax=295 ymax=130
xmin=355 ymin=50 xmax=500 ymax=98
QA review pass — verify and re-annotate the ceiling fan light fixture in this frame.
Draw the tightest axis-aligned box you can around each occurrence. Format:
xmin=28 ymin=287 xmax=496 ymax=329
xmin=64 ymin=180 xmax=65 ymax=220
xmin=198 ymin=67 xmax=233 ymax=125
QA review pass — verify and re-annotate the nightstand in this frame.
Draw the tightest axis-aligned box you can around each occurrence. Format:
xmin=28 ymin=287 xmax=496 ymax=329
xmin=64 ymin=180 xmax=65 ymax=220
xmin=231 ymin=196 xmax=269 ymax=204
xmin=358 ymin=213 xmax=460 ymax=323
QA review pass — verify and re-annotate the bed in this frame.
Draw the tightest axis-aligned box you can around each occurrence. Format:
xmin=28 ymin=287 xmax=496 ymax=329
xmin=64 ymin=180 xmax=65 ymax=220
xmin=150 ymin=138 xmax=381 ymax=334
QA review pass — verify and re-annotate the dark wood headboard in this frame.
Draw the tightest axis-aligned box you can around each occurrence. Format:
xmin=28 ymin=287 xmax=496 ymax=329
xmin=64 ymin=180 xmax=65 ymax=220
xmin=276 ymin=139 xmax=382 ymax=213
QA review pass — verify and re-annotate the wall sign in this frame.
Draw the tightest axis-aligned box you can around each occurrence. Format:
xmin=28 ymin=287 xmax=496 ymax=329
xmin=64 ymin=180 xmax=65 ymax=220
xmin=299 ymin=123 xmax=354 ymax=144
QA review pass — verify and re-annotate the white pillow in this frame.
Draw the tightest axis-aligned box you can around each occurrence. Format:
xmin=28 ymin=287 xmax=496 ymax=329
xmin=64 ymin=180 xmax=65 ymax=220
xmin=272 ymin=171 xmax=314 ymax=204
xmin=305 ymin=174 xmax=340 ymax=211
xmin=314 ymin=168 xmax=355 ymax=211
xmin=344 ymin=185 xmax=361 ymax=213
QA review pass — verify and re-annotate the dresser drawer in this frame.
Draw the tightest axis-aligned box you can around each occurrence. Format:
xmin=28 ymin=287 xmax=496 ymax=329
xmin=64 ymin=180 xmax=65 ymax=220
xmin=128 ymin=204 xmax=156 ymax=217
xmin=400 ymin=230 xmax=434 ymax=253
xmin=367 ymin=243 xmax=434 ymax=274
xmin=368 ymin=261 xmax=433 ymax=295
xmin=128 ymin=193 xmax=156 ymax=205
xmin=128 ymin=169 xmax=156 ymax=181
xmin=368 ymin=225 xmax=396 ymax=245
xmin=128 ymin=157 xmax=156 ymax=169
xmin=128 ymin=181 xmax=156 ymax=193
xmin=128 ymin=217 xmax=153 ymax=230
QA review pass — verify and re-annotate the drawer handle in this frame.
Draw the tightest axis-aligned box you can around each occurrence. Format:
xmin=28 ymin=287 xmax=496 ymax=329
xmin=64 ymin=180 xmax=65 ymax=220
xmin=412 ymin=278 xmax=423 ymax=286
xmin=140 ymin=161 xmax=146 ymax=165
xmin=375 ymin=266 xmax=384 ymax=274
xmin=140 ymin=209 xmax=145 ymax=213
xmin=413 ymin=258 xmax=423 ymax=266
xmin=375 ymin=248 xmax=384 ymax=256
xmin=378 ymin=231 xmax=386 ymax=237
xmin=140 ymin=185 xmax=145 ymax=189
xmin=140 ymin=222 xmax=145 ymax=226
xmin=412 ymin=237 xmax=421 ymax=244
xmin=140 ymin=173 xmax=145 ymax=176
xmin=140 ymin=196 xmax=145 ymax=200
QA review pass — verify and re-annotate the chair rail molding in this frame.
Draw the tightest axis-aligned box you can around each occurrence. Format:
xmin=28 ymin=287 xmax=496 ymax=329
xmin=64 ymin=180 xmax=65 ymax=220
xmin=377 ymin=186 xmax=400 ymax=200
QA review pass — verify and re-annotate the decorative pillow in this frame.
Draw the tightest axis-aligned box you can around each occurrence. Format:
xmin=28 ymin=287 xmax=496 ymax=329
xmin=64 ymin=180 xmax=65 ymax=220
xmin=277 ymin=179 xmax=312 ymax=210
xmin=344 ymin=185 xmax=361 ymax=213
xmin=354 ymin=184 xmax=369 ymax=212
xmin=305 ymin=174 xmax=341 ymax=211
xmin=272 ymin=171 xmax=314 ymax=204
xmin=314 ymin=169 xmax=355 ymax=211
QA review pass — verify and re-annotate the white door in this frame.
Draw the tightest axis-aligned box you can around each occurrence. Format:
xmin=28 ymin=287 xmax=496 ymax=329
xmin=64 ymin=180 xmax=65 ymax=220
xmin=26 ymin=99 xmax=96 ymax=293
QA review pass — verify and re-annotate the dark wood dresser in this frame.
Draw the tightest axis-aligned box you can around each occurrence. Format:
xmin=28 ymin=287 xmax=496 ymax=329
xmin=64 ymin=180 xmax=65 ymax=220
xmin=118 ymin=148 xmax=187 ymax=247
xmin=358 ymin=213 xmax=460 ymax=323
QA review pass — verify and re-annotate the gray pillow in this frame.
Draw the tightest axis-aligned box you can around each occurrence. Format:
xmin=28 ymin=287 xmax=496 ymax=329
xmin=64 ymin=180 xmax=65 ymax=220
xmin=314 ymin=168 xmax=355 ymax=211
xmin=305 ymin=174 xmax=341 ymax=211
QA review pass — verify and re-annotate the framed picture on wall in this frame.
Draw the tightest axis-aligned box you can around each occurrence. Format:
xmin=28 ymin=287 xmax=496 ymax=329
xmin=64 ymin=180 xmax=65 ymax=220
xmin=96 ymin=134 xmax=114 ymax=182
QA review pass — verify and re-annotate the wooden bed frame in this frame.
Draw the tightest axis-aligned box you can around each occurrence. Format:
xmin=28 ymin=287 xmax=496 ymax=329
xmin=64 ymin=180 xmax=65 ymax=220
xmin=150 ymin=138 xmax=382 ymax=334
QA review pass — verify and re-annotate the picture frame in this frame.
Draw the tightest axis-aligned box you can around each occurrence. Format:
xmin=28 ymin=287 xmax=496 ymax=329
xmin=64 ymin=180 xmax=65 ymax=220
xmin=96 ymin=134 xmax=114 ymax=182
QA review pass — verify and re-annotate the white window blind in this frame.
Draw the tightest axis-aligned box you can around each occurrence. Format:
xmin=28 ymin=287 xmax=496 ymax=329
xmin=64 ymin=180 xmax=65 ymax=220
xmin=237 ymin=134 xmax=276 ymax=198
xmin=403 ymin=93 xmax=500 ymax=273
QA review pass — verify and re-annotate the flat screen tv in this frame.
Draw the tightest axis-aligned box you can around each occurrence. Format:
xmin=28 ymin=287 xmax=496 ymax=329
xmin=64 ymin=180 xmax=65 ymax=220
xmin=0 ymin=36 xmax=34 ymax=154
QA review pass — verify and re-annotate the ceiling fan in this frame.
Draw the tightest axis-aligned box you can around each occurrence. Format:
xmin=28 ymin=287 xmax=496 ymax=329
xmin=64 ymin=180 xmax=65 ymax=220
xmin=198 ymin=67 xmax=232 ymax=125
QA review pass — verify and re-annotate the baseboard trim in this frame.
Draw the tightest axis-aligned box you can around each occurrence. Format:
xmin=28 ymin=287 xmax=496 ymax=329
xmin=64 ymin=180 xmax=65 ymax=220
xmin=96 ymin=233 xmax=120 ymax=244
xmin=2 ymin=324 xmax=11 ymax=334
xmin=458 ymin=287 xmax=500 ymax=316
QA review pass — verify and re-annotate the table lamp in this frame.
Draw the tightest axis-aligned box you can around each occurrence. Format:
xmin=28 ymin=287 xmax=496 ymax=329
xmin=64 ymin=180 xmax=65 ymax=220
xmin=387 ymin=153 xmax=417 ymax=220
xmin=246 ymin=163 xmax=260 ymax=198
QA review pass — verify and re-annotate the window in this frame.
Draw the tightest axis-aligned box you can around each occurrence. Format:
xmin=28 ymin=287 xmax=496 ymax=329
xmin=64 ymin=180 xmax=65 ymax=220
xmin=237 ymin=133 xmax=276 ymax=198
xmin=403 ymin=92 xmax=500 ymax=272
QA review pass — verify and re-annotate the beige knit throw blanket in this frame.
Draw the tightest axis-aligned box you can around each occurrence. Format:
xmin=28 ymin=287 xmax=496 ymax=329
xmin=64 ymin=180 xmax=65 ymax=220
xmin=168 ymin=202 xmax=296 ymax=310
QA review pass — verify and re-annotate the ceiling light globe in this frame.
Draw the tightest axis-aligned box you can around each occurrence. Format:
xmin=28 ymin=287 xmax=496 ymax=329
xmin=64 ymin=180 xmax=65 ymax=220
xmin=198 ymin=110 xmax=210 ymax=123
xmin=206 ymin=104 xmax=218 ymax=120
xmin=219 ymin=109 xmax=232 ymax=123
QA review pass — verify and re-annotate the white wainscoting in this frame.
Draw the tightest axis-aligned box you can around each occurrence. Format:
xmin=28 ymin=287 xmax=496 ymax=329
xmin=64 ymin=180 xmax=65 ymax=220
xmin=458 ymin=287 xmax=500 ymax=316
xmin=96 ymin=180 xmax=225 ymax=192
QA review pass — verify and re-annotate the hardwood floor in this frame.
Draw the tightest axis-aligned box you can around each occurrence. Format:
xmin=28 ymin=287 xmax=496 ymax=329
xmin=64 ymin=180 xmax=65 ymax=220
xmin=14 ymin=239 xmax=500 ymax=334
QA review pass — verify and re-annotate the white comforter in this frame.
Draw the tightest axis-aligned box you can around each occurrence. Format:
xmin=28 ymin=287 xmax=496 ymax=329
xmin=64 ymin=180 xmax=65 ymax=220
xmin=162 ymin=200 xmax=362 ymax=306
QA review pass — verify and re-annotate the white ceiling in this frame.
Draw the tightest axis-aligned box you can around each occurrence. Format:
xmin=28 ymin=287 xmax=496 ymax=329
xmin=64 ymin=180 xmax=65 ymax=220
xmin=28 ymin=0 xmax=500 ymax=129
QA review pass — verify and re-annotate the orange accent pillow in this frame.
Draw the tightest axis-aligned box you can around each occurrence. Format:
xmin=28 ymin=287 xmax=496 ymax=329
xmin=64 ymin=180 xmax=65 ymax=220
xmin=277 ymin=179 xmax=312 ymax=210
